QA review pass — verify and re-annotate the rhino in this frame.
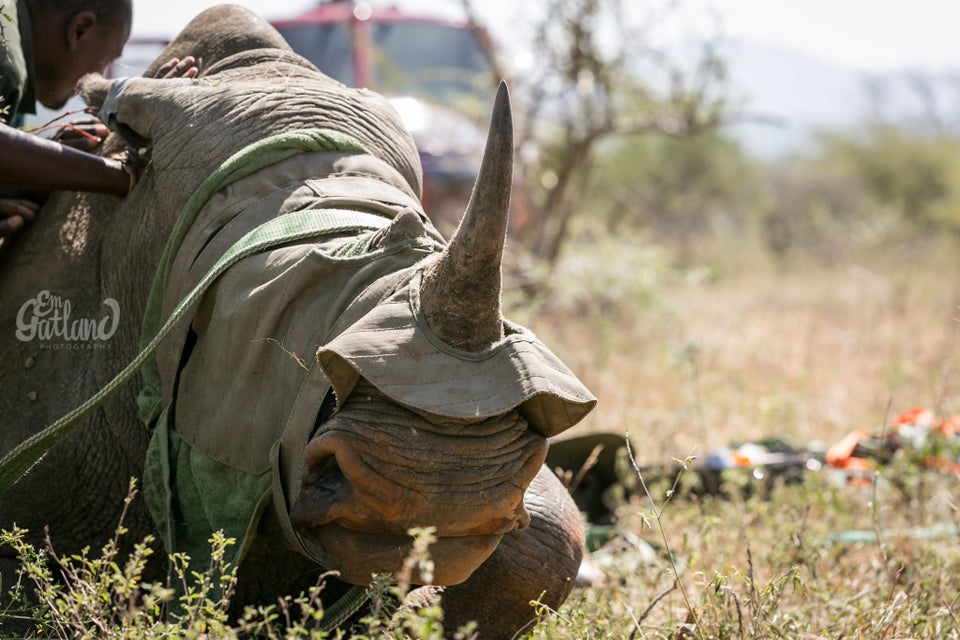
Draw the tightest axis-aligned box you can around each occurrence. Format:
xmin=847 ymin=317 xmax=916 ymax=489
xmin=0 ymin=5 xmax=596 ymax=637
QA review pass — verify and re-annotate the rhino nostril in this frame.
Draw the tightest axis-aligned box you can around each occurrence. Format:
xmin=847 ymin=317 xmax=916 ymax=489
xmin=314 ymin=456 xmax=349 ymax=494
xmin=291 ymin=456 xmax=350 ymax=527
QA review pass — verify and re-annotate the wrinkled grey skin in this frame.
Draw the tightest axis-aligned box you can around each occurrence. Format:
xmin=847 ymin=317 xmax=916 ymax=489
xmin=0 ymin=6 xmax=587 ymax=637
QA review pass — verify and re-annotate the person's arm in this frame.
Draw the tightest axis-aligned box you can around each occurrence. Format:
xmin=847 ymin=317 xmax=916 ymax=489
xmin=2 ymin=56 xmax=197 ymax=192
xmin=0 ymin=56 xmax=198 ymax=237
xmin=0 ymin=122 xmax=130 ymax=197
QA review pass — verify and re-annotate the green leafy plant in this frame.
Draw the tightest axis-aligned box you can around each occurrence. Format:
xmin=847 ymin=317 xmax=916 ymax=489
xmin=0 ymin=484 xmax=480 ymax=639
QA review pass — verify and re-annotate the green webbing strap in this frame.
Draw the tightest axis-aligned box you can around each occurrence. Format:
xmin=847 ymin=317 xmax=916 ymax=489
xmin=0 ymin=128 xmax=382 ymax=622
xmin=320 ymin=584 xmax=371 ymax=631
xmin=0 ymin=208 xmax=389 ymax=494
xmin=138 ymin=128 xmax=370 ymax=425
xmin=0 ymin=127 xmax=372 ymax=494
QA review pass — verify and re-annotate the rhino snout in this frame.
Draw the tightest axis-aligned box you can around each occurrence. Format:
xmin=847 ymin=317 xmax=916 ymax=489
xmin=289 ymin=427 xmax=546 ymax=539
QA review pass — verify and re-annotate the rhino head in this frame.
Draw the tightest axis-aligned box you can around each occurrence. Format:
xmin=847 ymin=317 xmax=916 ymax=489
xmin=81 ymin=5 xmax=594 ymax=588
xmin=287 ymin=84 xmax=583 ymax=585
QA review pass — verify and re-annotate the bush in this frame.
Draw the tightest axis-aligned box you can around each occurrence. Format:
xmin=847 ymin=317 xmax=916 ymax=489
xmin=0 ymin=482 xmax=463 ymax=640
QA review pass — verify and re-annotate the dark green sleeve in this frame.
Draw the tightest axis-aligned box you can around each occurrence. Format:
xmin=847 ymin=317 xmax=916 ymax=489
xmin=0 ymin=0 xmax=30 ymax=124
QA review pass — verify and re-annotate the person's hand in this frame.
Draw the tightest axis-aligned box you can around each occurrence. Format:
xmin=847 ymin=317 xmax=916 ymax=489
xmin=0 ymin=198 xmax=40 ymax=236
xmin=155 ymin=56 xmax=198 ymax=80
xmin=50 ymin=118 xmax=111 ymax=152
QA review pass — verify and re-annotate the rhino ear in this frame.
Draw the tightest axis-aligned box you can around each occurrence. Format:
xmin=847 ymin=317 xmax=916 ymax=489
xmin=78 ymin=73 xmax=113 ymax=112
xmin=82 ymin=76 xmax=154 ymax=151
xmin=419 ymin=81 xmax=513 ymax=351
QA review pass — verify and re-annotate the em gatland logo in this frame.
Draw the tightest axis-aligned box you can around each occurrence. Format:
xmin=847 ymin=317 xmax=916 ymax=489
xmin=16 ymin=290 xmax=119 ymax=348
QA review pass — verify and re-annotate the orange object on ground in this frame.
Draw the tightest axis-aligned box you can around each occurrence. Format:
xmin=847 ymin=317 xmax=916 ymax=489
xmin=895 ymin=406 xmax=934 ymax=427
xmin=825 ymin=429 xmax=870 ymax=468
xmin=938 ymin=415 xmax=960 ymax=438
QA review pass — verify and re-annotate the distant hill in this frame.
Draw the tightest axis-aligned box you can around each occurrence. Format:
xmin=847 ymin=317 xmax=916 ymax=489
xmin=721 ymin=41 xmax=872 ymax=159
xmin=722 ymin=40 xmax=960 ymax=160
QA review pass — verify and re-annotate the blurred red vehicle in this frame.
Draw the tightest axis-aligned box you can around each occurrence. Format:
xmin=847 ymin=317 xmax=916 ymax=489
xmin=272 ymin=0 xmax=501 ymax=234
xmin=26 ymin=1 xmax=501 ymax=234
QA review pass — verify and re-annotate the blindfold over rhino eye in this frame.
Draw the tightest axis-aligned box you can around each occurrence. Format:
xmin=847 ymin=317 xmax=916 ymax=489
xmin=313 ymin=388 xmax=338 ymax=433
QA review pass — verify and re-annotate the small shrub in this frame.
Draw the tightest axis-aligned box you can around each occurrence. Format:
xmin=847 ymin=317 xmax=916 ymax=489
xmin=0 ymin=485 xmax=472 ymax=639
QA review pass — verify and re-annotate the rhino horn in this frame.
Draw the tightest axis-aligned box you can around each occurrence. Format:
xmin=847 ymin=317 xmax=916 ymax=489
xmin=420 ymin=81 xmax=514 ymax=351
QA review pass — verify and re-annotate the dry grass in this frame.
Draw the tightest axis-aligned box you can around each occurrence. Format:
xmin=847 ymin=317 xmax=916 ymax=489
xmin=516 ymin=238 xmax=960 ymax=460
xmin=4 ymin=231 xmax=960 ymax=639
xmin=511 ymin=233 xmax=960 ymax=638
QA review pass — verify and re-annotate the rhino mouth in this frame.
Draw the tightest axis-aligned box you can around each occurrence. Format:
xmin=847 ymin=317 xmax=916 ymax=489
xmin=307 ymin=521 xmax=503 ymax=586
xmin=289 ymin=422 xmax=546 ymax=585
xmin=290 ymin=448 xmax=533 ymax=585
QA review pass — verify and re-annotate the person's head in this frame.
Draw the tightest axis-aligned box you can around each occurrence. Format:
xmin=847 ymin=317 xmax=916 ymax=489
xmin=27 ymin=0 xmax=132 ymax=109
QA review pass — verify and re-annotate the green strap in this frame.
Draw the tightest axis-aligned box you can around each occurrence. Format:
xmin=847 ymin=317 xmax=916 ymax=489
xmin=320 ymin=584 xmax=371 ymax=631
xmin=0 ymin=127 xmax=372 ymax=494
xmin=0 ymin=208 xmax=388 ymax=494
xmin=138 ymin=128 xmax=370 ymax=425
xmin=0 ymin=128 xmax=383 ymax=623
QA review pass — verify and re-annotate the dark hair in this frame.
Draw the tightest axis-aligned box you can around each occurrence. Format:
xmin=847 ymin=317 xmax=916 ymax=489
xmin=26 ymin=0 xmax=132 ymax=26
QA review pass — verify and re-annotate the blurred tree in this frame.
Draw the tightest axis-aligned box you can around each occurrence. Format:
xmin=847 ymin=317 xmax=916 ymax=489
xmin=587 ymin=130 xmax=754 ymax=264
xmin=464 ymin=0 xmax=728 ymax=268
xmin=759 ymin=123 xmax=960 ymax=263
xmin=821 ymin=126 xmax=960 ymax=235
xmin=864 ymin=70 xmax=960 ymax=137
xmin=851 ymin=71 xmax=960 ymax=234
xmin=760 ymin=150 xmax=880 ymax=262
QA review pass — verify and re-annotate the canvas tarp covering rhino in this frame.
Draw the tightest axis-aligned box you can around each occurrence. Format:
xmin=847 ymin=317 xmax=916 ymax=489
xmin=141 ymin=145 xmax=593 ymax=570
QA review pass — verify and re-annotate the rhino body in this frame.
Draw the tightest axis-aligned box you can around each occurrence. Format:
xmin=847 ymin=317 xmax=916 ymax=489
xmin=0 ymin=6 xmax=595 ymax=637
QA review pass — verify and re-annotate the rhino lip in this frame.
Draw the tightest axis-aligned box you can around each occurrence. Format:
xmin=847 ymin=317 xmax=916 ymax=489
xmin=290 ymin=478 xmax=527 ymax=537
xmin=307 ymin=522 xmax=504 ymax=586
xmin=289 ymin=452 xmax=509 ymax=586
